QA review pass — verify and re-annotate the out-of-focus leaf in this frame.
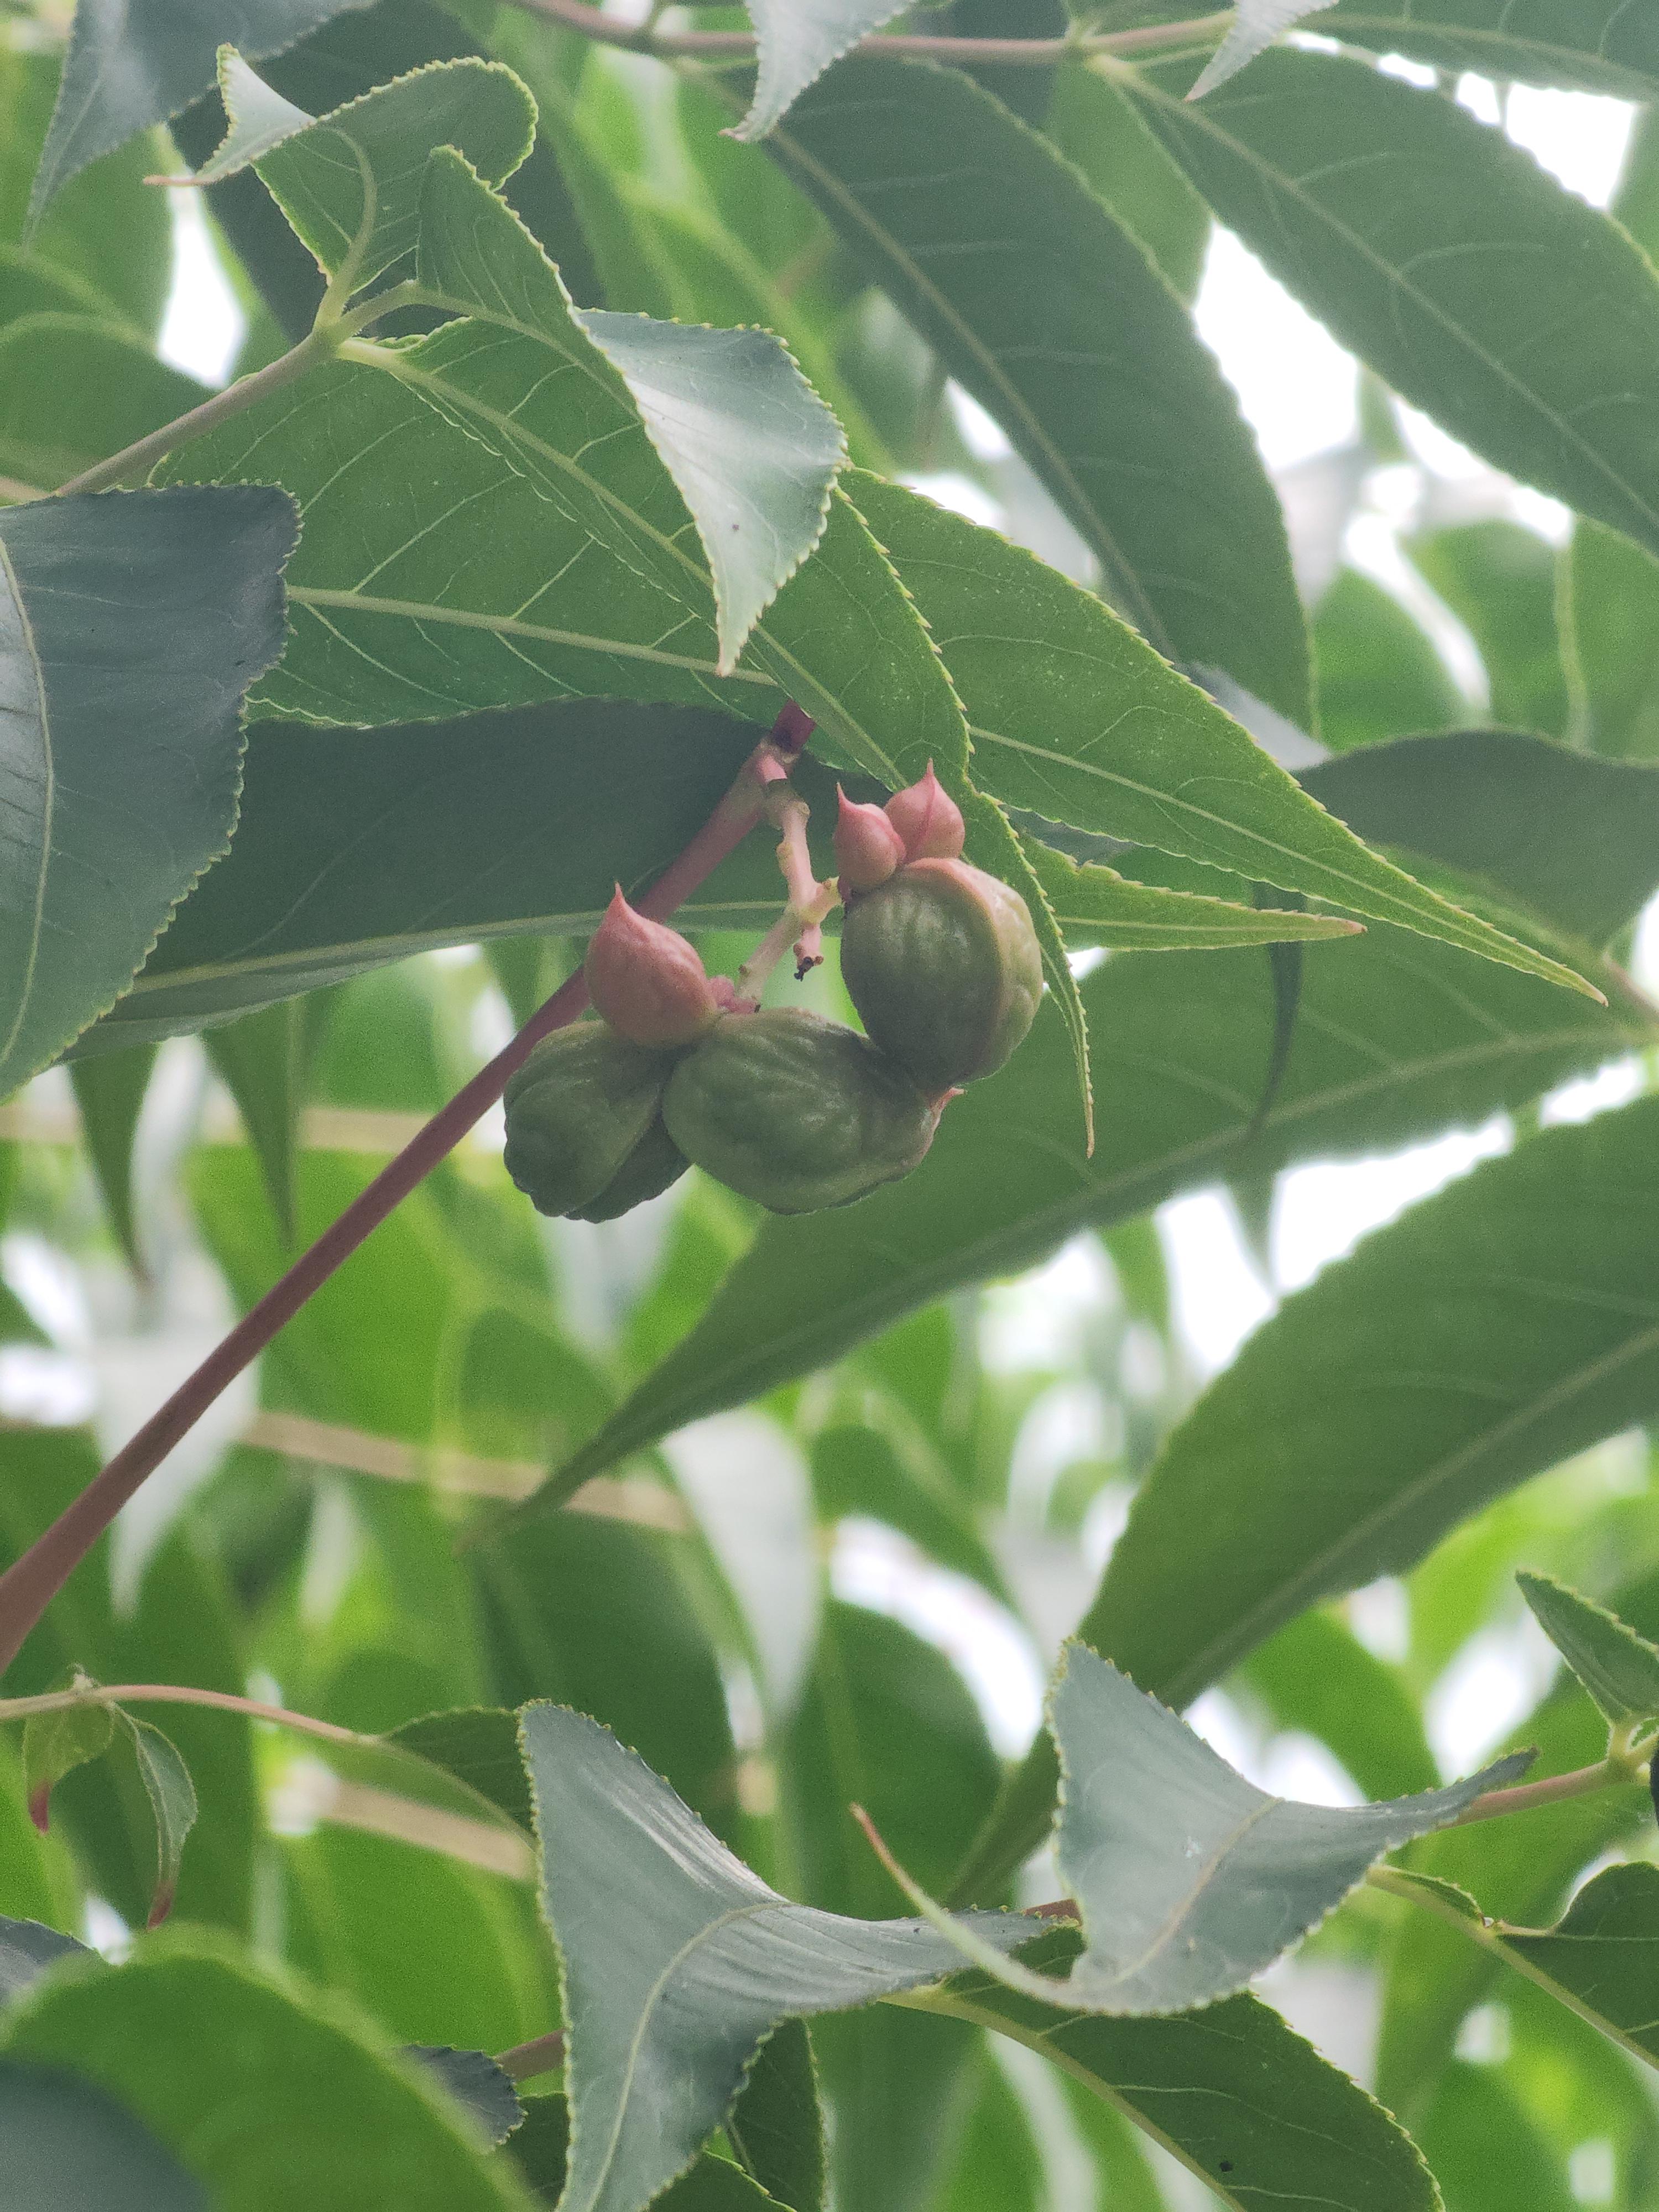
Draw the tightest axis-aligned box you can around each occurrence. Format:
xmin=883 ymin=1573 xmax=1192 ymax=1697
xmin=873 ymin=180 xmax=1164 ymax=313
xmin=1188 ymin=1 xmax=1326 ymax=97
xmin=761 ymin=59 xmax=1310 ymax=724
xmin=734 ymin=0 xmax=906 ymax=143
xmin=476 ymin=1517 xmax=739 ymax=1845
xmin=204 ymin=1000 xmax=308 ymax=1243
xmin=384 ymin=1707 xmax=534 ymax=1834
xmin=0 ymin=1918 xmax=90 ymax=2007
xmin=1517 ymin=1571 xmax=1659 ymax=1731
xmin=0 ymin=46 xmax=172 ymax=338
xmin=20 ymin=1699 xmax=113 ymax=1839
xmin=919 ymin=1924 xmax=1439 ymax=2211
xmin=1298 ymin=729 xmax=1659 ymax=947
xmin=0 ymin=2057 xmax=211 ymax=2210
xmin=810 ymin=1423 xmax=1006 ymax=1600
xmin=540 ymin=920 xmax=1640 ymax=1504
xmin=520 ymin=1702 xmax=1029 ymax=2212
xmin=847 ymin=473 xmax=1587 ymax=989
xmin=1305 ymin=0 xmax=1659 ymax=98
xmin=880 ymin=1644 xmax=1523 ymax=2013
xmin=1408 ymin=521 xmax=1569 ymax=740
xmin=724 ymin=2022 xmax=825 ymax=2212
xmin=0 ymin=487 xmax=296 ymax=1098
xmin=964 ymin=1093 xmax=1659 ymax=1896
xmin=407 ymin=2046 xmax=524 ymax=2145
xmin=28 ymin=0 xmax=379 ymax=227
xmin=1312 ymin=568 xmax=1462 ymax=753
xmin=1241 ymin=1608 xmax=1440 ymax=1801
xmin=1564 ymin=521 xmax=1659 ymax=761
xmin=1129 ymin=50 xmax=1659 ymax=568
xmin=1044 ymin=64 xmax=1209 ymax=299
xmin=0 ymin=1936 xmax=540 ymax=2208
xmin=1413 ymin=2060 xmax=1575 ymax=2212
xmin=121 ymin=1716 xmax=197 ymax=1930
xmin=69 ymin=1045 xmax=158 ymax=1271
xmin=0 ymin=316 xmax=210 ymax=489
xmin=951 ymin=0 xmax=1067 ymax=124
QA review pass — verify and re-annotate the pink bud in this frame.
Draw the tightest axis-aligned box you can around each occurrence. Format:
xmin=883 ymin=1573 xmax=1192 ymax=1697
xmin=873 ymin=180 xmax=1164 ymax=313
xmin=585 ymin=888 xmax=722 ymax=1047
xmin=834 ymin=786 xmax=905 ymax=893
xmin=885 ymin=763 xmax=964 ymax=861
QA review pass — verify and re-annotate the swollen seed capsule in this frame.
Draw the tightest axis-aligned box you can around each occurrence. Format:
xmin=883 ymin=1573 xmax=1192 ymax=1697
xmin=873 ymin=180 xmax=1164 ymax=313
xmin=841 ymin=857 xmax=1042 ymax=1094
xmin=662 ymin=1008 xmax=940 ymax=1214
xmin=502 ymin=1023 xmax=680 ymax=1218
xmin=568 ymin=1115 xmax=689 ymax=1222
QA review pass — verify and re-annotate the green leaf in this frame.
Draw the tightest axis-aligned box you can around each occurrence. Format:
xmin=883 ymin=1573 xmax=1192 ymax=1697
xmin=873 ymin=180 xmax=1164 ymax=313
xmin=1240 ymin=1608 xmax=1441 ymax=1802
xmin=0 ymin=2058 xmax=211 ymax=2210
xmin=1188 ymin=1 xmax=1326 ymax=97
xmin=69 ymin=1044 xmax=159 ymax=1271
xmin=847 ymin=472 xmax=1593 ymax=992
xmin=0 ymin=486 xmax=297 ymax=1099
xmin=190 ymin=48 xmax=536 ymax=293
xmin=540 ymin=919 xmax=1640 ymax=1504
xmin=520 ymin=1701 xmax=1031 ymax=2212
xmin=877 ymin=1643 xmax=1525 ymax=2014
xmin=1305 ymin=0 xmax=1659 ymax=98
xmin=1413 ymin=2060 xmax=1575 ymax=2212
xmin=1563 ymin=521 xmax=1659 ymax=761
xmin=1044 ymin=64 xmax=1211 ymax=300
xmin=21 ymin=1698 xmax=114 ymax=1839
xmin=1408 ymin=521 xmax=1568 ymax=741
xmin=1298 ymin=729 xmax=1659 ymax=947
xmin=120 ymin=1714 xmax=198 ymax=1930
xmin=920 ymin=1924 xmax=1439 ymax=2212
xmin=1501 ymin=1863 xmax=1659 ymax=2067
xmin=1128 ymin=49 xmax=1659 ymax=571
xmin=406 ymin=2047 xmax=524 ymax=2145
xmin=0 ymin=1934 xmax=540 ymax=2209
xmin=724 ymin=2023 xmax=825 ymax=2212
xmin=734 ymin=0 xmax=906 ymax=143
xmin=205 ymin=1000 xmax=309 ymax=1243
xmin=0 ymin=1919 xmax=90 ymax=2007
xmin=0 ymin=316 xmax=210 ymax=489
xmin=759 ymin=59 xmax=1310 ymax=724
xmin=28 ymin=0 xmax=381 ymax=228
xmin=1312 ymin=568 xmax=1463 ymax=754
xmin=1021 ymin=833 xmax=1363 ymax=951
xmin=1516 ymin=1570 xmax=1659 ymax=1732
xmin=384 ymin=1707 xmax=535 ymax=1834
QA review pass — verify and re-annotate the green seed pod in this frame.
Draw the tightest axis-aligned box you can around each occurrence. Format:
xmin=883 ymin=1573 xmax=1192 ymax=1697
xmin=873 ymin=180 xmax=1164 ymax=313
xmin=662 ymin=1008 xmax=939 ymax=1214
xmin=502 ymin=1022 xmax=679 ymax=1218
xmin=567 ymin=1115 xmax=689 ymax=1222
xmin=841 ymin=857 xmax=1042 ymax=1093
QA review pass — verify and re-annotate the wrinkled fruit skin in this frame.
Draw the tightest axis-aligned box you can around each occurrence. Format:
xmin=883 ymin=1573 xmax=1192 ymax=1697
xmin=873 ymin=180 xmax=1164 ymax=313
xmin=841 ymin=858 xmax=1042 ymax=1093
xmin=503 ymin=1023 xmax=680 ymax=1218
xmin=663 ymin=1008 xmax=938 ymax=1215
xmin=569 ymin=1115 xmax=688 ymax=1222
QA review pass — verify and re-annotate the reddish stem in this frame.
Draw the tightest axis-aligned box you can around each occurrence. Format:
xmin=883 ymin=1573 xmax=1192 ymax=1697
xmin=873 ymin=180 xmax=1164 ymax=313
xmin=0 ymin=712 xmax=813 ymax=1682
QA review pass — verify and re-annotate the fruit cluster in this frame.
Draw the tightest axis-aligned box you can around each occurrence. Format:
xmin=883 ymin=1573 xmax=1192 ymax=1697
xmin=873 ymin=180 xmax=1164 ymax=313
xmin=503 ymin=769 xmax=1042 ymax=1220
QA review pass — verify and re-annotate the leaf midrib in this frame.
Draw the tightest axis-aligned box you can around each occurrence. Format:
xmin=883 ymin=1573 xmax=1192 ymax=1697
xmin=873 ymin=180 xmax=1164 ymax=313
xmin=0 ymin=528 xmax=52 ymax=1073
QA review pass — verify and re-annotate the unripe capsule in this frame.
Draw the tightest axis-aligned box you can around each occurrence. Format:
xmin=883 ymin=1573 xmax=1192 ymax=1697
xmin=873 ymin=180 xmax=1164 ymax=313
xmin=884 ymin=763 xmax=964 ymax=863
xmin=585 ymin=888 xmax=722 ymax=1048
xmin=834 ymin=786 xmax=906 ymax=892
xmin=841 ymin=857 xmax=1042 ymax=1093
xmin=662 ymin=1008 xmax=940 ymax=1214
xmin=503 ymin=1022 xmax=679 ymax=1218
xmin=569 ymin=1115 xmax=688 ymax=1222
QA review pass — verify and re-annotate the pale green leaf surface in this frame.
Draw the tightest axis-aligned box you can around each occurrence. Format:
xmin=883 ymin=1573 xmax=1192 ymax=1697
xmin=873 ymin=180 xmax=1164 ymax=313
xmin=884 ymin=1645 xmax=1525 ymax=2015
xmin=121 ymin=1716 xmax=198 ymax=1929
xmin=27 ymin=0 xmax=375 ymax=226
xmin=0 ymin=487 xmax=296 ymax=1099
xmin=0 ymin=2058 xmax=211 ymax=2210
xmin=1042 ymin=66 xmax=1210 ymax=301
xmin=540 ymin=921 xmax=1640 ymax=1506
xmin=196 ymin=51 xmax=535 ymax=291
xmin=1304 ymin=0 xmax=1659 ymax=98
xmin=735 ymin=0 xmax=907 ymax=142
xmin=1517 ymin=1570 xmax=1659 ymax=1731
xmin=762 ymin=60 xmax=1310 ymax=723
xmin=410 ymin=146 xmax=844 ymax=670
xmin=0 ymin=1937 xmax=540 ymax=2209
xmin=520 ymin=1702 xmax=1030 ymax=2212
xmin=848 ymin=473 xmax=1592 ymax=991
xmin=921 ymin=1926 xmax=1438 ymax=2211
xmin=1130 ymin=50 xmax=1659 ymax=570
xmin=1188 ymin=1 xmax=1327 ymax=96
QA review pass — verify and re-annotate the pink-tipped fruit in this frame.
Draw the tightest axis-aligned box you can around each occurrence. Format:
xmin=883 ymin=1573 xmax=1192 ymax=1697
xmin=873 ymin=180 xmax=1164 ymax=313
xmin=885 ymin=763 xmax=964 ymax=862
xmin=834 ymin=786 xmax=906 ymax=893
xmin=585 ymin=888 xmax=723 ymax=1047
